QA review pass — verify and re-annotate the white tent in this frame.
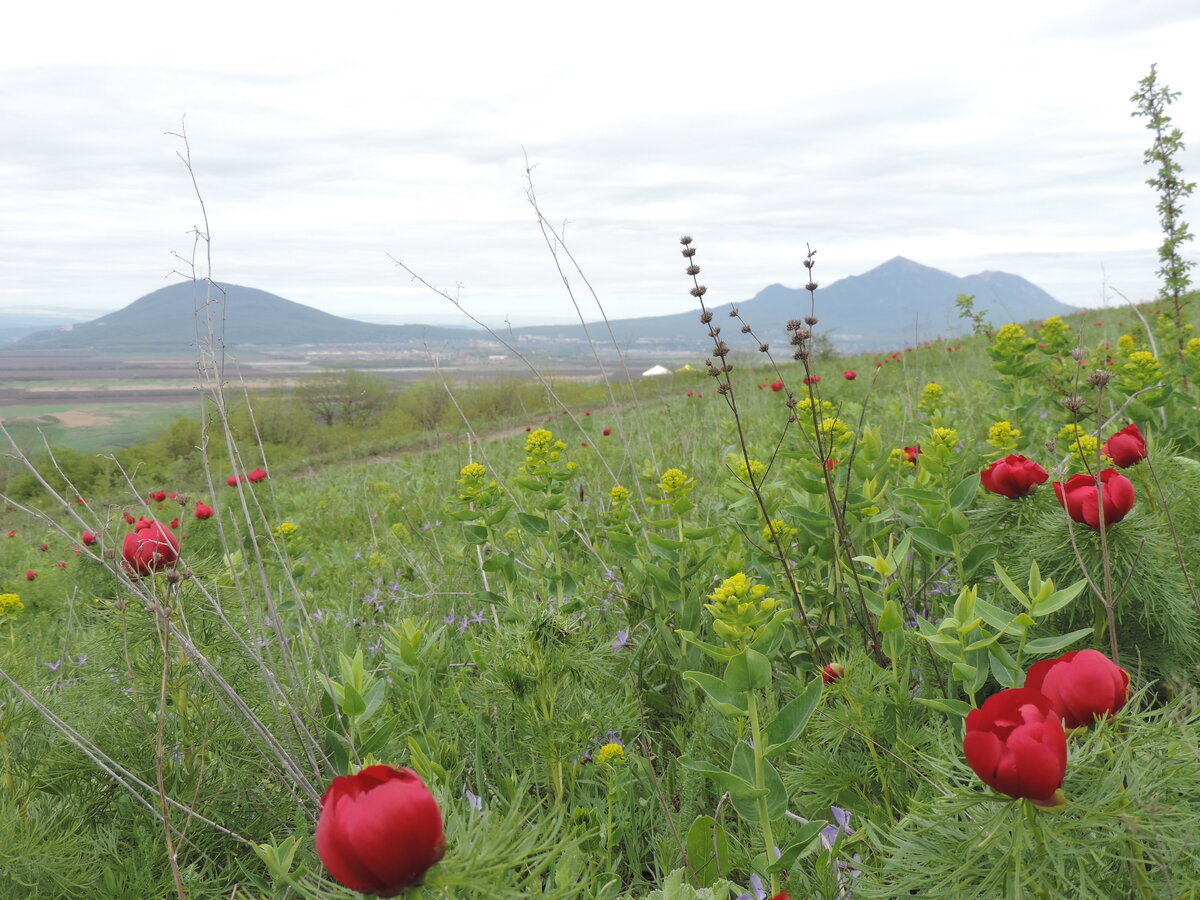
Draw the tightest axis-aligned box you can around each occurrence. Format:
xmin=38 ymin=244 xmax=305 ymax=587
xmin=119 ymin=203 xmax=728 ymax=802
xmin=641 ymin=364 xmax=672 ymax=377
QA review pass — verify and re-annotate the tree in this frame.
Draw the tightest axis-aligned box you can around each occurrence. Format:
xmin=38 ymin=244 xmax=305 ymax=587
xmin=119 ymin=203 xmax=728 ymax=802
xmin=1131 ymin=65 xmax=1196 ymax=344
xmin=295 ymin=370 xmax=392 ymax=427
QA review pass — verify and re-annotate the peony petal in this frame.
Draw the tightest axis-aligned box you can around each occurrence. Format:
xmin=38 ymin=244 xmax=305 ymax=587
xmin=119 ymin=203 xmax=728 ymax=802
xmin=317 ymin=790 xmax=386 ymax=894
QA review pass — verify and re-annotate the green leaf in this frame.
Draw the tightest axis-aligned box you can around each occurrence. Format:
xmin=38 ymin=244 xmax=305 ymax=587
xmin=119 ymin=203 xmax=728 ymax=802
xmin=1030 ymin=578 xmax=1087 ymax=616
xmin=729 ymin=743 xmax=788 ymax=822
xmin=1024 ymin=627 xmax=1094 ymax=655
xmin=915 ymin=697 xmax=974 ymax=717
xmin=962 ymin=542 xmax=997 ymax=580
xmin=682 ymin=525 xmax=721 ymax=539
xmin=683 ymin=671 xmax=748 ymax=717
xmin=685 ymin=815 xmax=729 ymax=886
xmin=462 ymin=524 xmax=489 ymax=544
xmin=950 ymin=473 xmax=980 ymax=510
xmin=339 ymin=682 xmax=366 ymax=718
xmin=516 ymin=512 xmax=549 ymax=536
xmin=647 ymin=532 xmax=685 ymax=551
xmin=910 ymin=527 xmax=955 ymax=557
xmin=769 ymin=821 xmax=827 ymax=872
xmin=994 ymin=561 xmax=1030 ymax=608
xmin=677 ymin=757 xmax=765 ymax=800
xmin=764 ymin=678 xmax=822 ymax=755
xmin=938 ymin=509 xmax=970 ymax=536
xmin=952 ymin=662 xmax=978 ymax=683
xmin=878 ymin=598 xmax=904 ymax=632
xmin=724 ymin=648 xmax=772 ymax=692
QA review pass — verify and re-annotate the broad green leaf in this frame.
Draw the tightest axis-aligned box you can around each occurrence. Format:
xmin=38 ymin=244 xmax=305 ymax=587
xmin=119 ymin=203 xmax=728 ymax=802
xmin=462 ymin=524 xmax=489 ymax=544
xmin=677 ymin=757 xmax=765 ymax=800
xmin=683 ymin=671 xmax=748 ymax=717
xmin=1030 ymin=578 xmax=1087 ymax=616
xmin=729 ymin=743 xmax=788 ymax=822
xmin=910 ymin=527 xmax=955 ymax=557
xmin=950 ymin=473 xmax=980 ymax=510
xmin=878 ymin=598 xmax=904 ymax=632
xmin=647 ymin=532 xmax=685 ymax=551
xmin=768 ymin=821 xmax=827 ymax=872
xmin=916 ymin=697 xmax=973 ymax=717
xmin=1023 ymin=627 xmax=1094 ymax=655
xmin=516 ymin=512 xmax=549 ymax=536
xmin=724 ymin=648 xmax=772 ymax=692
xmin=685 ymin=815 xmax=729 ymax=886
xmin=764 ymin=678 xmax=822 ymax=755
xmin=962 ymin=542 xmax=997 ymax=580
xmin=952 ymin=662 xmax=978 ymax=683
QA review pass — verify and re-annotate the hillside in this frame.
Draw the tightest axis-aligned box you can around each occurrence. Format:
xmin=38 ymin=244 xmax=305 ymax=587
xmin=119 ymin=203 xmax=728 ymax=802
xmin=513 ymin=257 xmax=1077 ymax=352
xmin=13 ymin=282 xmax=469 ymax=351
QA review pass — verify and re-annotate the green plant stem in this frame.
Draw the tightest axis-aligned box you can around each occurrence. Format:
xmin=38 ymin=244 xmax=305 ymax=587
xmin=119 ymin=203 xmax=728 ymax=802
xmin=745 ymin=690 xmax=778 ymax=895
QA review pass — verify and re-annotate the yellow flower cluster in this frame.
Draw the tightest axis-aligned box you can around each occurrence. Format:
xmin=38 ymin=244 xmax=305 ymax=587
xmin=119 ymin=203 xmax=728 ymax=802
xmin=521 ymin=428 xmax=570 ymax=478
xmin=459 ymin=462 xmax=486 ymax=481
xmin=658 ymin=467 xmax=694 ymax=495
xmin=1117 ymin=334 xmax=1136 ymax=353
xmin=728 ymin=455 xmax=766 ymax=484
xmin=918 ymin=381 xmax=944 ymax=413
xmin=1058 ymin=424 xmax=1098 ymax=464
xmin=796 ymin=398 xmax=851 ymax=445
xmin=272 ymin=521 xmax=299 ymax=538
xmin=705 ymin=572 xmax=783 ymax=646
xmin=0 ymin=594 xmax=23 ymax=614
xmin=1037 ymin=316 xmax=1074 ymax=355
xmin=596 ymin=742 xmax=625 ymax=766
xmin=931 ymin=427 xmax=959 ymax=452
xmin=456 ymin=462 xmax=492 ymax=503
xmin=760 ymin=519 xmax=798 ymax=545
xmin=987 ymin=420 xmax=1022 ymax=452
xmin=1118 ymin=350 xmax=1164 ymax=393
xmin=610 ymin=485 xmax=630 ymax=504
xmin=993 ymin=323 xmax=1036 ymax=357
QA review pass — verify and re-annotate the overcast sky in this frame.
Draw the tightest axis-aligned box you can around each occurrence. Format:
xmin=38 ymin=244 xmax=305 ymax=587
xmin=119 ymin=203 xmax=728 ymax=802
xmin=3 ymin=1 xmax=1199 ymax=327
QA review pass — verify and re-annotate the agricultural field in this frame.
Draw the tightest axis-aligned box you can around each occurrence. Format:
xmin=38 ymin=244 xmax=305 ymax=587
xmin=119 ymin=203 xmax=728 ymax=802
xmin=2 ymin=290 xmax=1200 ymax=898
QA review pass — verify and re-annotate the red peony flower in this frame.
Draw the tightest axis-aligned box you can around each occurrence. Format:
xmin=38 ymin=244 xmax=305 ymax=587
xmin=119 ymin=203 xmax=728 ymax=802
xmin=1024 ymin=649 xmax=1130 ymax=730
xmin=770 ymin=380 xmax=784 ymax=392
xmin=194 ymin=502 xmax=214 ymax=520
xmin=247 ymin=468 xmax=268 ymax=483
xmin=169 ymin=518 xmax=180 ymax=530
xmin=82 ymin=531 xmax=98 ymax=546
xmin=5 ymin=530 xmax=14 ymax=537
xmin=316 ymin=765 xmax=446 ymax=897
xmin=124 ymin=513 xmax=135 ymax=524
xmin=803 ymin=375 xmax=821 ymax=385
xmin=1053 ymin=469 xmax=1135 ymax=530
xmin=56 ymin=561 xmax=67 ymax=569
xmin=150 ymin=490 xmax=167 ymax=503
xmin=38 ymin=544 xmax=48 ymax=552
xmin=227 ymin=475 xmax=242 ymax=487
xmin=844 ymin=369 xmax=857 ymax=380
xmin=1101 ymin=423 xmax=1147 ymax=467
xmin=25 ymin=570 xmax=36 ymax=581
xmin=602 ymin=428 xmax=612 ymax=436
xmin=121 ymin=520 xmax=180 ymax=577
xmin=822 ymin=662 xmax=845 ymax=684
xmin=903 ymin=444 xmax=921 ymax=464
xmin=963 ymin=687 xmax=1067 ymax=806
xmin=980 ymin=455 xmax=1049 ymax=499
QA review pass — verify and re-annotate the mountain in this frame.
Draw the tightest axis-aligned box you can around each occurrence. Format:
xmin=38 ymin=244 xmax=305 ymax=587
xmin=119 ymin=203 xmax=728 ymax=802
xmin=513 ymin=257 xmax=1076 ymax=353
xmin=13 ymin=282 xmax=469 ymax=351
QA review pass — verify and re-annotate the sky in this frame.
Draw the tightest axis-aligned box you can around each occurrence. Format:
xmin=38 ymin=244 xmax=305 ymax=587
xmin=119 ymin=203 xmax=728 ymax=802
xmin=3 ymin=0 xmax=1200 ymax=328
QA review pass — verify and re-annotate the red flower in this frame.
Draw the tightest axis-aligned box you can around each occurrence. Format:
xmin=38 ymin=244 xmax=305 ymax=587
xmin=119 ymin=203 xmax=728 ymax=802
xmin=124 ymin=513 xmax=135 ymax=524
xmin=82 ymin=531 xmax=98 ymax=546
xmin=247 ymin=468 xmax=268 ymax=483
xmin=56 ymin=561 xmax=67 ymax=569
xmin=803 ymin=375 xmax=821 ymax=385
xmin=581 ymin=442 xmax=588 ymax=447
xmin=822 ymin=662 xmax=845 ymax=684
xmin=1024 ymin=649 xmax=1130 ymax=730
xmin=5 ymin=530 xmax=14 ymax=537
xmin=194 ymin=502 xmax=214 ymax=520
xmin=770 ymin=380 xmax=784 ymax=392
xmin=169 ymin=493 xmax=179 ymax=500
xmin=602 ymin=428 xmax=612 ymax=436
xmin=169 ymin=518 xmax=180 ymax=530
xmin=1101 ymin=423 xmax=1146 ymax=467
xmin=844 ymin=369 xmax=857 ymax=380
xmin=903 ymin=444 xmax=921 ymax=464
xmin=316 ymin=765 xmax=446 ymax=896
xmin=38 ymin=543 xmax=48 ymax=552
xmin=227 ymin=475 xmax=242 ymax=487
xmin=980 ymin=455 xmax=1049 ymax=499
xmin=25 ymin=570 xmax=36 ymax=581
xmin=150 ymin=491 xmax=167 ymax=503
xmin=771 ymin=893 xmax=793 ymax=900
xmin=525 ymin=425 xmax=532 ymax=432
xmin=963 ymin=687 xmax=1067 ymax=806
xmin=121 ymin=520 xmax=180 ymax=576
xmin=1053 ymin=469 xmax=1135 ymax=530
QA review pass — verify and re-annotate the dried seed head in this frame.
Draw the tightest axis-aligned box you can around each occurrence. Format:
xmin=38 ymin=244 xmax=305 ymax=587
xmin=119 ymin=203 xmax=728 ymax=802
xmin=787 ymin=412 xmax=798 ymax=424
xmin=708 ymin=325 xmax=721 ymax=337
xmin=690 ymin=285 xmax=707 ymax=298
xmin=805 ymin=282 xmax=819 ymax=292
xmin=1062 ymin=395 xmax=1085 ymax=413
xmin=707 ymin=364 xmax=720 ymax=377
xmin=804 ymin=316 xmax=819 ymax=326
xmin=1087 ymin=370 xmax=1113 ymax=388
xmin=785 ymin=397 xmax=798 ymax=409
xmin=740 ymin=324 xmax=751 ymax=333
xmin=728 ymin=306 xmax=739 ymax=317
xmin=1070 ymin=347 xmax=1086 ymax=362
xmin=803 ymin=258 xmax=815 ymax=269
xmin=759 ymin=342 xmax=770 ymax=353
xmin=682 ymin=247 xmax=696 ymax=258
xmin=717 ymin=381 xmax=731 ymax=394
xmin=723 ymin=363 xmax=734 ymax=373
xmin=680 ymin=235 xmax=693 ymax=245
xmin=686 ymin=264 xmax=700 ymax=276
xmin=713 ymin=341 xmax=730 ymax=358
xmin=789 ymin=332 xmax=806 ymax=346
xmin=786 ymin=318 xmax=804 ymax=332
xmin=699 ymin=310 xmax=713 ymax=324
xmin=794 ymin=349 xmax=809 ymax=361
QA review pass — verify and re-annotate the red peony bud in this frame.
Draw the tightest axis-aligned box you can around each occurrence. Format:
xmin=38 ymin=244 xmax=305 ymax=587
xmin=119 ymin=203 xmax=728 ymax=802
xmin=1023 ymin=649 xmax=1130 ymax=730
xmin=1053 ymin=469 xmax=1135 ymax=530
xmin=770 ymin=380 xmax=784 ymax=392
xmin=822 ymin=662 xmax=845 ymax=684
xmin=1101 ymin=423 xmax=1147 ymax=468
xmin=843 ymin=369 xmax=857 ymax=380
xmin=963 ymin=688 xmax=1067 ymax=806
xmin=980 ymin=455 xmax=1049 ymax=499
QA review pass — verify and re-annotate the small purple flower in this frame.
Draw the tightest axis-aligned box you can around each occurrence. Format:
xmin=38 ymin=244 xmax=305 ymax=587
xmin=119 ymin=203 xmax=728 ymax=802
xmin=73 ymin=654 xmax=88 ymax=667
xmin=735 ymin=872 xmax=768 ymax=900
xmin=43 ymin=658 xmax=62 ymax=673
xmin=611 ymin=629 xmax=632 ymax=652
xmin=465 ymin=789 xmax=483 ymax=812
